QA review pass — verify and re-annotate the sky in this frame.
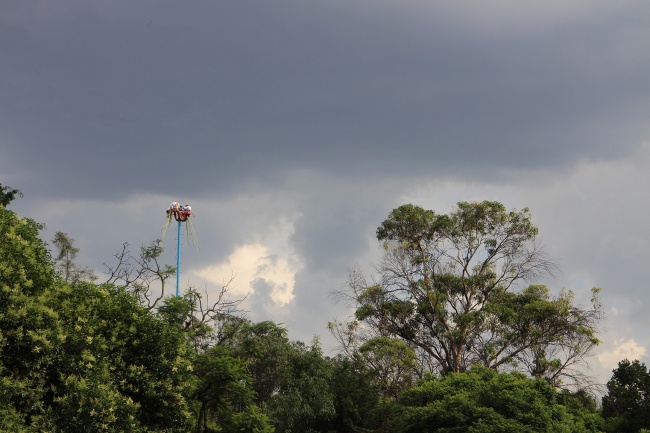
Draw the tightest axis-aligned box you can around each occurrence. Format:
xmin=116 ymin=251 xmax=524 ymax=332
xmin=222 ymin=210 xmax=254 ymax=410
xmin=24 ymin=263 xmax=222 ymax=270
xmin=2 ymin=0 xmax=650 ymax=389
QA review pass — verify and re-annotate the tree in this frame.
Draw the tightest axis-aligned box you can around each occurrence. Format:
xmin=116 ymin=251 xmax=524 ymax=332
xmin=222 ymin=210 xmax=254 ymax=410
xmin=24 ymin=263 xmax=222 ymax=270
xmin=52 ymin=231 xmax=97 ymax=282
xmin=0 ymin=206 xmax=54 ymax=298
xmin=193 ymin=344 xmax=273 ymax=433
xmin=602 ymin=359 xmax=650 ymax=433
xmin=40 ymin=282 xmax=197 ymax=432
xmin=0 ymin=205 xmax=57 ymax=432
xmin=104 ymin=240 xmax=176 ymax=310
xmin=155 ymin=298 xmax=274 ymax=433
xmin=0 ymin=183 xmax=22 ymax=207
xmin=1 ymin=204 xmax=198 ymax=432
xmin=105 ymin=241 xmax=245 ymax=340
xmin=329 ymin=318 xmax=420 ymax=399
xmin=325 ymin=355 xmax=384 ymax=433
xmin=392 ymin=367 xmax=603 ymax=433
xmin=358 ymin=336 xmax=419 ymax=398
xmin=344 ymin=201 xmax=601 ymax=387
xmin=261 ymin=339 xmax=335 ymax=433
xmin=220 ymin=319 xmax=335 ymax=433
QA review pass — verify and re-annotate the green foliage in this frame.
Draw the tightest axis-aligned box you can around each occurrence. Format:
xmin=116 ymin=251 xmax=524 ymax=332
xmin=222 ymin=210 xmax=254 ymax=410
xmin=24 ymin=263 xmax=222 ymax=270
xmin=0 ymin=207 xmax=55 ymax=297
xmin=158 ymin=294 xmax=196 ymax=328
xmin=220 ymin=319 xmax=335 ymax=433
xmin=484 ymin=285 xmax=602 ymax=386
xmin=0 ymin=183 xmax=23 ymax=208
xmin=1 ymin=205 xmax=197 ymax=431
xmin=376 ymin=203 xmax=449 ymax=247
xmin=42 ymin=282 xmax=196 ymax=432
xmin=1 ymin=194 xmax=612 ymax=433
xmin=393 ymin=367 xmax=603 ymax=433
xmin=0 ymin=206 xmax=58 ymax=431
xmin=223 ymin=320 xmax=291 ymax=402
xmin=602 ymin=359 xmax=650 ymax=433
xmin=193 ymin=344 xmax=273 ymax=433
xmin=326 ymin=355 xmax=384 ymax=433
xmin=359 ymin=336 xmax=418 ymax=398
xmin=262 ymin=340 xmax=335 ymax=433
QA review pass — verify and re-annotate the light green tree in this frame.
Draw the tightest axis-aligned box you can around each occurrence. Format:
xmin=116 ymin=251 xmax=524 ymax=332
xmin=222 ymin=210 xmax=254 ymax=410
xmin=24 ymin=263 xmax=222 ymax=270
xmin=1 ymin=204 xmax=196 ymax=431
xmin=0 ymin=205 xmax=57 ymax=432
xmin=40 ymin=282 xmax=196 ymax=432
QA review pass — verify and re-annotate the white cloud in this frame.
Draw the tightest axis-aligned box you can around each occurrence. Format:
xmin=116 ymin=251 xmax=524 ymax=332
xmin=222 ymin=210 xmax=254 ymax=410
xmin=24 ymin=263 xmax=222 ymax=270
xmin=194 ymin=243 xmax=300 ymax=307
xmin=597 ymin=338 xmax=647 ymax=371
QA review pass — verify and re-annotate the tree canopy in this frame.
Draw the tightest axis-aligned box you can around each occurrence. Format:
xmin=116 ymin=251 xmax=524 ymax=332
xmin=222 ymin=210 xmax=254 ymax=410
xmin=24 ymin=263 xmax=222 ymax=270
xmin=602 ymin=359 xmax=650 ymax=433
xmin=0 ymin=204 xmax=271 ymax=432
xmin=1 ymin=193 xmax=622 ymax=433
xmin=343 ymin=201 xmax=602 ymax=388
xmin=0 ymin=183 xmax=22 ymax=207
xmin=393 ymin=367 xmax=603 ymax=433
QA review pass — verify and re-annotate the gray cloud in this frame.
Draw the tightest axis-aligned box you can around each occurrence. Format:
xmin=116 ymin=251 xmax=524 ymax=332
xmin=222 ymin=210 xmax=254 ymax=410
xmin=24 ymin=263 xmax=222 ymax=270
xmin=3 ymin=1 xmax=649 ymax=201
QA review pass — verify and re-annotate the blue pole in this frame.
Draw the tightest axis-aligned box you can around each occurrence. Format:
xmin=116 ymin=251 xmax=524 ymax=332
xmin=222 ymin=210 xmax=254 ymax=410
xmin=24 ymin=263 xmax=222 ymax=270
xmin=176 ymin=219 xmax=181 ymax=297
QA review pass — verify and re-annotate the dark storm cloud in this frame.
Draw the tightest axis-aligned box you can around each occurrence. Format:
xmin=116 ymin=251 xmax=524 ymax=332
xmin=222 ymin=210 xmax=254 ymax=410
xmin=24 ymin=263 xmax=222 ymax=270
xmin=3 ymin=1 xmax=649 ymax=201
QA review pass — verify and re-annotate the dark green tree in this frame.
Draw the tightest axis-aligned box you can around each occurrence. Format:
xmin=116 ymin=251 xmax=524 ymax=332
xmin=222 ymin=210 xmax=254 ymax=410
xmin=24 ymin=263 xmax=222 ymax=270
xmin=193 ymin=344 xmax=273 ymax=433
xmin=344 ymin=201 xmax=602 ymax=388
xmin=393 ymin=367 xmax=603 ymax=433
xmin=220 ymin=319 xmax=335 ymax=433
xmin=0 ymin=183 xmax=23 ymax=207
xmin=221 ymin=320 xmax=293 ymax=403
xmin=157 ymin=298 xmax=270 ymax=432
xmin=602 ymin=359 xmax=650 ymax=433
xmin=263 ymin=340 xmax=335 ymax=433
xmin=325 ymin=355 xmax=385 ymax=433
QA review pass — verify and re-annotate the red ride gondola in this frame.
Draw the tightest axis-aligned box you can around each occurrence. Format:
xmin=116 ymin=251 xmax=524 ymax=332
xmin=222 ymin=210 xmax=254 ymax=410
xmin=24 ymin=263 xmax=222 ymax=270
xmin=162 ymin=201 xmax=198 ymax=250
